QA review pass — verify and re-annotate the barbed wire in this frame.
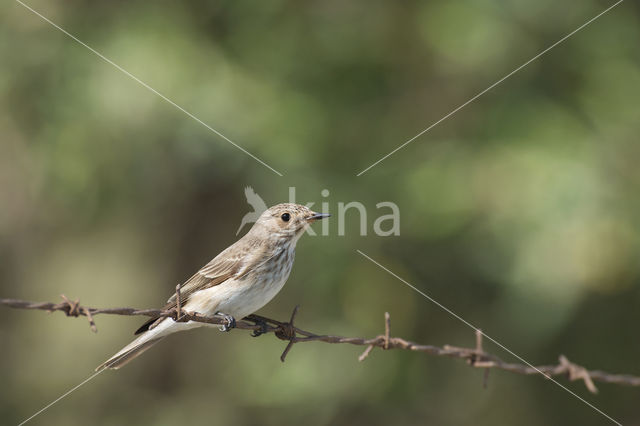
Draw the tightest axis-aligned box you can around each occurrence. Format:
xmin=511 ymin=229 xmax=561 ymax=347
xmin=2 ymin=294 xmax=639 ymax=393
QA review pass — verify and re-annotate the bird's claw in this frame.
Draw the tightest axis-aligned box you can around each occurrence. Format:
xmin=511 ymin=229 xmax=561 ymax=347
xmin=251 ymin=318 xmax=270 ymax=337
xmin=217 ymin=313 xmax=236 ymax=332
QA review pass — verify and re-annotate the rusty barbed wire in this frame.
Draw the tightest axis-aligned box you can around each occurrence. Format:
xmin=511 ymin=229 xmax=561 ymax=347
xmin=1 ymin=295 xmax=639 ymax=393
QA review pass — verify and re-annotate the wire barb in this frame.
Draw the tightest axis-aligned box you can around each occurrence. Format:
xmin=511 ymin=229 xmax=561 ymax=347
xmin=383 ymin=312 xmax=390 ymax=350
xmin=559 ymin=355 xmax=598 ymax=394
xmin=277 ymin=305 xmax=300 ymax=362
xmin=175 ymin=283 xmax=182 ymax=321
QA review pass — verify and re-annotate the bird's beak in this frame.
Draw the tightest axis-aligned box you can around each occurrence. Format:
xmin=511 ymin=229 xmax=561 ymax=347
xmin=307 ymin=212 xmax=331 ymax=222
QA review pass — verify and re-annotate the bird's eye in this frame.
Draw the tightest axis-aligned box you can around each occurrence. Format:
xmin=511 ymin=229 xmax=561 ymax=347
xmin=281 ymin=213 xmax=290 ymax=222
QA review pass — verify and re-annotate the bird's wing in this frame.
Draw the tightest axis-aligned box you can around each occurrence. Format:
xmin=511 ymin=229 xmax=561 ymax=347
xmin=134 ymin=244 xmax=248 ymax=335
xmin=166 ymin=246 xmax=248 ymax=308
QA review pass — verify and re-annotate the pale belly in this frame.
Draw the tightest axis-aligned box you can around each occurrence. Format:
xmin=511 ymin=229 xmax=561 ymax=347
xmin=183 ymin=268 xmax=292 ymax=322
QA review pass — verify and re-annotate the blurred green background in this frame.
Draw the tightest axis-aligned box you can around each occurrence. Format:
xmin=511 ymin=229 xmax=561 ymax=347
xmin=1 ymin=0 xmax=639 ymax=424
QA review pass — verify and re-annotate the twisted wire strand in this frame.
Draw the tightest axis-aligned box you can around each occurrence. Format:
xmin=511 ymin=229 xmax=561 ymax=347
xmin=2 ymin=296 xmax=639 ymax=392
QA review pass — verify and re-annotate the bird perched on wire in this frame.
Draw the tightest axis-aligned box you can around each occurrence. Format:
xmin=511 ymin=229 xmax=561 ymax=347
xmin=97 ymin=203 xmax=329 ymax=371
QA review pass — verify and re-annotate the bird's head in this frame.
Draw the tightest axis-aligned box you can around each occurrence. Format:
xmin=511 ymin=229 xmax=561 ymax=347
xmin=251 ymin=203 xmax=330 ymax=242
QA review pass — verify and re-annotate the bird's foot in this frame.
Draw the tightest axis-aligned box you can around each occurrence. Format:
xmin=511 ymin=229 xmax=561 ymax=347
xmin=216 ymin=312 xmax=236 ymax=332
xmin=250 ymin=317 xmax=270 ymax=337
xmin=244 ymin=314 xmax=272 ymax=337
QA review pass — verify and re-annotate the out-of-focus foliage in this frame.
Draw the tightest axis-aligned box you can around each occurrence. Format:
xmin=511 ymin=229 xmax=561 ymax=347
xmin=1 ymin=0 xmax=639 ymax=425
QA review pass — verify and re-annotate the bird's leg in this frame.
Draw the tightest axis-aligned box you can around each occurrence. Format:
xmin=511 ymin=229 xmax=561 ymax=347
xmin=215 ymin=312 xmax=236 ymax=332
xmin=245 ymin=314 xmax=270 ymax=337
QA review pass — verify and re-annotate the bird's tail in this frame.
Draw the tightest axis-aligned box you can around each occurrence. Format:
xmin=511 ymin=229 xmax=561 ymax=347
xmin=95 ymin=336 xmax=163 ymax=371
xmin=96 ymin=318 xmax=181 ymax=371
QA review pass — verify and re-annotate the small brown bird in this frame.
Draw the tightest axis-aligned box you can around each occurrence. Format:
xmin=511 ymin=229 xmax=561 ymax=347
xmin=97 ymin=203 xmax=329 ymax=371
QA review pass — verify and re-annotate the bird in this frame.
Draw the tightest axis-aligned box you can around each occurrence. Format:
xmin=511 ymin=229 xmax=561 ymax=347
xmin=96 ymin=203 xmax=329 ymax=371
xmin=236 ymin=186 xmax=268 ymax=235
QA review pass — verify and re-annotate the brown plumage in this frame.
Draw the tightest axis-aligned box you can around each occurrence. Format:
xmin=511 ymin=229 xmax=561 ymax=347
xmin=96 ymin=203 xmax=329 ymax=371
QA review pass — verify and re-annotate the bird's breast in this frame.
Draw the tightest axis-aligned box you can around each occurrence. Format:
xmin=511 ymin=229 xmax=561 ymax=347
xmin=246 ymin=245 xmax=295 ymax=287
xmin=211 ymin=246 xmax=296 ymax=319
